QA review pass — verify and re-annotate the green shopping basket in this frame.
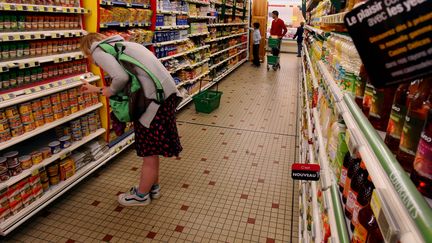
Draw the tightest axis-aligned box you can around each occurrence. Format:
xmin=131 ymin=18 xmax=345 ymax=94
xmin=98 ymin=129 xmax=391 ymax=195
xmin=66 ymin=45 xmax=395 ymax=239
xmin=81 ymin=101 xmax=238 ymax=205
xmin=268 ymin=37 xmax=281 ymax=49
xmin=267 ymin=55 xmax=279 ymax=66
xmin=192 ymin=90 xmax=223 ymax=114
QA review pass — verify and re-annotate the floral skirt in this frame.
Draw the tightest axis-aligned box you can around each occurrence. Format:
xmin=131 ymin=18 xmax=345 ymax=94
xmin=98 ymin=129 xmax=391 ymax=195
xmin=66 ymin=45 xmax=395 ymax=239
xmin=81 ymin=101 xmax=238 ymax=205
xmin=133 ymin=95 xmax=182 ymax=157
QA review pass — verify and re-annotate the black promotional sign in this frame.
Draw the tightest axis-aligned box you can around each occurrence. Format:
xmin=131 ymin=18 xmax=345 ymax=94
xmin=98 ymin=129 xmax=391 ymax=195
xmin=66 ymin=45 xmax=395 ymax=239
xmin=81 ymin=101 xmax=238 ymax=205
xmin=344 ymin=0 xmax=432 ymax=87
xmin=291 ymin=163 xmax=320 ymax=181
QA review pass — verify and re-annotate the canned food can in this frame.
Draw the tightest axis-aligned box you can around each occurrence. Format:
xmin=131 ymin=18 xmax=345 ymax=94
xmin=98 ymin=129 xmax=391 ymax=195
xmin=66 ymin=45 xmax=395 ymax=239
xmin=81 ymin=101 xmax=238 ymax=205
xmin=19 ymin=103 xmax=32 ymax=114
xmin=44 ymin=114 xmax=54 ymax=123
xmin=41 ymin=97 xmax=51 ymax=107
xmin=40 ymin=147 xmax=52 ymax=159
xmin=0 ymin=119 xmax=10 ymax=132
xmin=11 ymin=125 xmax=24 ymax=137
xmin=20 ymin=113 xmax=34 ymax=123
xmin=30 ymin=151 xmax=43 ymax=165
xmin=0 ymin=129 xmax=11 ymax=142
xmin=53 ymin=111 xmax=64 ymax=120
xmin=31 ymin=100 xmax=42 ymax=111
xmin=23 ymin=122 xmax=36 ymax=133
xmin=5 ymin=107 xmax=19 ymax=118
xmin=50 ymin=94 xmax=61 ymax=104
xmin=8 ymin=115 xmax=22 ymax=128
xmin=19 ymin=155 xmax=32 ymax=170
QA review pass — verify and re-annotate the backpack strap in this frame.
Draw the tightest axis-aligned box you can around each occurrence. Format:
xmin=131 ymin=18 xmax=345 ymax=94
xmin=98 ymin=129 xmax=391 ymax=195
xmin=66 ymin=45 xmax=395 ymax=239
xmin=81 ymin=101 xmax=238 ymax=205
xmin=97 ymin=42 xmax=165 ymax=103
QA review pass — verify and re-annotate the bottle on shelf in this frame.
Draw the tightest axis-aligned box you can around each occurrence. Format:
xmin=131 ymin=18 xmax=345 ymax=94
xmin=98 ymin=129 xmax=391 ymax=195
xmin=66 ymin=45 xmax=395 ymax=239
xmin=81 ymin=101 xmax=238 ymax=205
xmin=351 ymin=177 xmax=374 ymax=231
xmin=368 ymin=86 xmax=397 ymax=132
xmin=345 ymin=162 xmax=368 ymax=219
xmin=355 ymin=65 xmax=367 ymax=107
xmin=397 ymin=78 xmax=432 ymax=173
xmin=339 ymin=152 xmax=351 ymax=192
xmin=351 ymin=203 xmax=381 ymax=243
xmin=362 ymin=82 xmax=374 ymax=117
xmin=343 ymin=156 xmax=361 ymax=203
xmin=384 ymin=81 xmax=419 ymax=153
xmin=411 ymin=109 xmax=432 ymax=198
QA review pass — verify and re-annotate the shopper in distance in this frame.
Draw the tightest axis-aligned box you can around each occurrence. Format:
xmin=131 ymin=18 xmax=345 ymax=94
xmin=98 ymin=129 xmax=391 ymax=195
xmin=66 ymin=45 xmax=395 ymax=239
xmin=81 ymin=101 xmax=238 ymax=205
xmin=79 ymin=33 xmax=183 ymax=207
xmin=249 ymin=22 xmax=262 ymax=67
xmin=293 ymin=22 xmax=305 ymax=57
xmin=269 ymin=10 xmax=287 ymax=56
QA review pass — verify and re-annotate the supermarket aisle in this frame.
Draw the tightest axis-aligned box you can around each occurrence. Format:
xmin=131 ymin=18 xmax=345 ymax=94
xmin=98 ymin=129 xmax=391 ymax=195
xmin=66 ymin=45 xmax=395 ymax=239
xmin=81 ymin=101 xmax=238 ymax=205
xmin=6 ymin=54 xmax=300 ymax=243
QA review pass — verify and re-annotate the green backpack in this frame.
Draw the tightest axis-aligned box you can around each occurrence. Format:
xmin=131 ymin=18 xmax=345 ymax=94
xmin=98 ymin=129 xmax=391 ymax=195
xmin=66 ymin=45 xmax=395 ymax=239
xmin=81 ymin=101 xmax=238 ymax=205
xmin=98 ymin=42 xmax=165 ymax=123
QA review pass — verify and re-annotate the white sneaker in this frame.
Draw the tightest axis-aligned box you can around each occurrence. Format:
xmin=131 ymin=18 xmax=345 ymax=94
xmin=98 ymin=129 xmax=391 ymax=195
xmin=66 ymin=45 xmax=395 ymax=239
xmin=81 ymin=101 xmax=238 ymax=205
xmin=118 ymin=187 xmax=151 ymax=207
xmin=151 ymin=184 xmax=161 ymax=199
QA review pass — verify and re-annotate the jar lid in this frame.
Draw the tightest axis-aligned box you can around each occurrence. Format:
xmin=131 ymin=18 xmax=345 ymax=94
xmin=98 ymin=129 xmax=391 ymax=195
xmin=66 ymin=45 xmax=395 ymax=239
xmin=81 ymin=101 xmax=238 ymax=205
xmin=4 ymin=151 xmax=18 ymax=158
xmin=19 ymin=155 xmax=31 ymax=162
xmin=48 ymin=141 xmax=60 ymax=147
xmin=0 ymin=157 xmax=6 ymax=163
xmin=59 ymin=135 xmax=71 ymax=142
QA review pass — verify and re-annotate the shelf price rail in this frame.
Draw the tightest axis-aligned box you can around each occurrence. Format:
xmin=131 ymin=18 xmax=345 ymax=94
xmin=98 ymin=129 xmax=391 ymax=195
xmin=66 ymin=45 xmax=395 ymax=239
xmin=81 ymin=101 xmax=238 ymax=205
xmin=303 ymin=46 xmax=350 ymax=243
xmin=300 ymin=59 xmax=323 ymax=243
xmin=315 ymin=58 xmax=432 ymax=242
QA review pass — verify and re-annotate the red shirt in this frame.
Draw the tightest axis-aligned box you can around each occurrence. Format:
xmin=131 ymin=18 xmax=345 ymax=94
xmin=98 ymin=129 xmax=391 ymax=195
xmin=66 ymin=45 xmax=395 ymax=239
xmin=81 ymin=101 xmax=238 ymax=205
xmin=270 ymin=18 xmax=287 ymax=37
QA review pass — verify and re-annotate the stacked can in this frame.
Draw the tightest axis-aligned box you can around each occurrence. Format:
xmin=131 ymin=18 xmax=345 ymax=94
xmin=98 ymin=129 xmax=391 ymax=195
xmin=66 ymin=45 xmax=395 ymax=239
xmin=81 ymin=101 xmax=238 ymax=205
xmin=70 ymin=119 xmax=82 ymax=141
xmin=88 ymin=112 xmax=98 ymax=133
xmin=29 ymin=173 xmax=43 ymax=201
xmin=91 ymin=92 xmax=99 ymax=105
xmin=68 ymin=88 xmax=79 ymax=114
xmin=38 ymin=167 xmax=49 ymax=192
xmin=4 ymin=151 xmax=22 ymax=177
xmin=31 ymin=99 xmax=45 ymax=127
xmin=51 ymin=93 xmax=63 ymax=121
xmin=77 ymin=93 xmax=86 ymax=111
xmin=80 ymin=115 xmax=90 ymax=137
xmin=19 ymin=102 xmax=36 ymax=133
xmin=41 ymin=96 xmax=54 ymax=123
xmin=6 ymin=106 xmax=24 ymax=138
xmin=0 ymin=157 xmax=9 ymax=181
xmin=47 ymin=162 xmax=60 ymax=186
xmin=60 ymin=91 xmax=71 ymax=117
xmin=0 ymin=109 xmax=11 ymax=142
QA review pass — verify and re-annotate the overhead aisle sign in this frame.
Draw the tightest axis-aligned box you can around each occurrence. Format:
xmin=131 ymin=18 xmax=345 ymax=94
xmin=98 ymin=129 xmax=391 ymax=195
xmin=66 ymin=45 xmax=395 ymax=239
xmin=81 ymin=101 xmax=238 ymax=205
xmin=344 ymin=0 xmax=432 ymax=87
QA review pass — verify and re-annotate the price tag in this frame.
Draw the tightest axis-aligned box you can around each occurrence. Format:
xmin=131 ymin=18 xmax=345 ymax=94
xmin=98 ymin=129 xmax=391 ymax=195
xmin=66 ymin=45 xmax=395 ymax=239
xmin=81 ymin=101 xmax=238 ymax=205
xmin=74 ymin=8 xmax=78 ymax=13
xmin=119 ymin=22 xmax=125 ymax=27
xmin=126 ymin=3 xmax=132 ymax=7
xmin=3 ymin=4 xmax=12 ymax=10
xmin=16 ymin=5 xmax=23 ymax=11
xmin=29 ymin=34 xmax=35 ymax=39
xmin=54 ymin=57 xmax=63 ymax=63
xmin=100 ymin=24 xmax=107 ymax=28
xmin=19 ymin=35 xmax=25 ymax=40
xmin=34 ymin=87 xmax=41 ymax=92
xmin=52 ymin=82 xmax=59 ymax=87
xmin=43 ymin=84 xmax=51 ymax=89
xmin=116 ymin=147 xmax=121 ymax=153
xmin=31 ymin=169 xmax=39 ymax=176
xmin=64 ymin=32 xmax=71 ymax=38
xmin=370 ymin=189 xmax=400 ymax=242
xmin=61 ymin=80 xmax=67 ymax=85
xmin=60 ymin=151 xmax=70 ymax=160
xmin=30 ymin=5 xmax=38 ymax=11
xmin=25 ymin=89 xmax=32 ymax=95
xmin=0 ymin=66 xmax=8 ymax=72
xmin=2 ymin=94 xmax=11 ymax=101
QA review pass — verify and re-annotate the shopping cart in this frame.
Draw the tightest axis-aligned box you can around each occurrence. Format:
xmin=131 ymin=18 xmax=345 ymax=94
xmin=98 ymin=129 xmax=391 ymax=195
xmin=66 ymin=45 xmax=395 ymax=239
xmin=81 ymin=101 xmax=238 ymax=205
xmin=267 ymin=37 xmax=281 ymax=71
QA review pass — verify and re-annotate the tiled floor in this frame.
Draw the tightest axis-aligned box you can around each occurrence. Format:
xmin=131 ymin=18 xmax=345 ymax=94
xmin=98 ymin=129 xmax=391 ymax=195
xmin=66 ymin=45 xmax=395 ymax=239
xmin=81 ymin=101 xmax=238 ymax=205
xmin=5 ymin=54 xmax=300 ymax=243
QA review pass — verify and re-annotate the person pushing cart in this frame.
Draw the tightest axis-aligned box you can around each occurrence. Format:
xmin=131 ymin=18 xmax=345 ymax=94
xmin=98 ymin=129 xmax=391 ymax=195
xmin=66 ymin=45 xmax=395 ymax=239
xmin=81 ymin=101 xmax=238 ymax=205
xmin=267 ymin=11 xmax=287 ymax=70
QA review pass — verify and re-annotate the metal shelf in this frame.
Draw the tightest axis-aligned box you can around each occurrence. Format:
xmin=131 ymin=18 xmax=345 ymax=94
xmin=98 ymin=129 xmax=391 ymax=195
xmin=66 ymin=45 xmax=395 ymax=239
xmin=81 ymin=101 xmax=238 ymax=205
xmin=0 ymin=73 xmax=99 ymax=108
xmin=177 ymin=71 xmax=209 ymax=88
xmin=153 ymin=38 xmax=189 ymax=47
xmin=205 ymin=32 xmax=247 ymax=43
xmin=100 ymin=0 xmax=150 ymax=8
xmin=188 ymin=32 xmax=210 ymax=37
xmin=0 ymin=30 xmax=86 ymax=43
xmin=100 ymin=21 xmax=151 ymax=28
xmin=157 ymin=10 xmax=188 ymax=14
xmin=207 ymin=22 xmax=247 ymax=27
xmin=213 ymin=58 xmax=246 ymax=82
xmin=0 ymin=103 xmax=103 ymax=151
xmin=155 ymin=25 xmax=189 ymax=30
xmin=314 ymin=56 xmax=432 ymax=242
xmin=158 ymin=45 xmax=209 ymax=61
xmin=0 ymin=128 xmax=106 ymax=190
xmin=0 ymin=51 xmax=84 ymax=73
xmin=209 ymin=42 xmax=246 ymax=57
xmin=210 ymin=49 xmax=246 ymax=70
xmin=0 ymin=3 xmax=89 ymax=13
xmin=0 ymin=131 xmax=135 ymax=235
xmin=184 ymin=0 xmax=211 ymax=5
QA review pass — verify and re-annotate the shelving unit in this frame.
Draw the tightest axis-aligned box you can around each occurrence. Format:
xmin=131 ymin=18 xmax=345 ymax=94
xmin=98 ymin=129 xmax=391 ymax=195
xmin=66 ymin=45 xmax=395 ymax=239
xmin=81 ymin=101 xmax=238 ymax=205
xmin=300 ymin=2 xmax=432 ymax=240
xmin=0 ymin=1 xmax=109 ymax=235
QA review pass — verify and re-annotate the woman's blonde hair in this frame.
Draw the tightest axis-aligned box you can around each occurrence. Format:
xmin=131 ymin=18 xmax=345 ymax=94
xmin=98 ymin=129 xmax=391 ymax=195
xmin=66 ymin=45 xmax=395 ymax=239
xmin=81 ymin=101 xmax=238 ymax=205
xmin=80 ymin=32 xmax=106 ymax=56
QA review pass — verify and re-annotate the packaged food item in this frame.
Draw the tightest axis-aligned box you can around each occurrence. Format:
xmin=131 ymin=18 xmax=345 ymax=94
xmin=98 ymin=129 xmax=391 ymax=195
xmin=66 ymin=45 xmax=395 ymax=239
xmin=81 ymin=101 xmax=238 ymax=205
xmin=4 ymin=151 xmax=19 ymax=168
xmin=8 ymin=115 xmax=21 ymax=128
xmin=10 ymin=125 xmax=24 ymax=137
xmin=8 ymin=163 xmax=22 ymax=176
xmin=0 ymin=166 xmax=9 ymax=182
xmin=31 ymin=151 xmax=43 ymax=165
xmin=34 ymin=117 xmax=45 ymax=127
xmin=60 ymin=158 xmax=75 ymax=181
xmin=5 ymin=106 xmax=19 ymax=119
xmin=53 ymin=111 xmax=64 ymax=120
xmin=44 ymin=114 xmax=54 ymax=123
xmin=7 ymin=184 xmax=23 ymax=215
xmin=41 ymin=97 xmax=51 ymax=107
xmin=20 ymin=112 xmax=34 ymax=123
xmin=0 ymin=130 xmax=11 ymax=142
xmin=59 ymin=135 xmax=71 ymax=148
xmin=31 ymin=99 xmax=43 ymax=111
xmin=20 ymin=181 xmax=34 ymax=207
xmin=48 ymin=141 xmax=61 ymax=154
xmin=39 ymin=167 xmax=48 ymax=183
xmin=23 ymin=122 xmax=36 ymax=133
xmin=0 ymin=188 xmax=11 ymax=222
xmin=0 ymin=157 xmax=6 ymax=168
xmin=40 ymin=147 xmax=52 ymax=159
xmin=0 ymin=119 xmax=9 ymax=132
xmin=19 ymin=156 xmax=32 ymax=170
xmin=49 ymin=175 xmax=60 ymax=186
xmin=18 ymin=103 xmax=32 ymax=114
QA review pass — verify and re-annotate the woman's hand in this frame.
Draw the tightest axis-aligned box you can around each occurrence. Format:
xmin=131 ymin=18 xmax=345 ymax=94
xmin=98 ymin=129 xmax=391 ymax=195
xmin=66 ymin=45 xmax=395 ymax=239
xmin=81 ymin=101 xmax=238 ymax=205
xmin=80 ymin=80 xmax=100 ymax=93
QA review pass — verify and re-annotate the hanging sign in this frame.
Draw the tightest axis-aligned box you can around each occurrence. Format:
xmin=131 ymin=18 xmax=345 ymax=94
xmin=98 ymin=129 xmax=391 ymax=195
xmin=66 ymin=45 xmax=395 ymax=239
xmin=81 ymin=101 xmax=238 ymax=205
xmin=291 ymin=163 xmax=320 ymax=181
xmin=344 ymin=0 xmax=432 ymax=88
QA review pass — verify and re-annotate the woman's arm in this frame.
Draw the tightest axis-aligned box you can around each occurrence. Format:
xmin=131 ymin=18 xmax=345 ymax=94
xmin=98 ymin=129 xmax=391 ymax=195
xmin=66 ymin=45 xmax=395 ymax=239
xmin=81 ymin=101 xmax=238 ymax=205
xmin=92 ymin=49 xmax=129 ymax=94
